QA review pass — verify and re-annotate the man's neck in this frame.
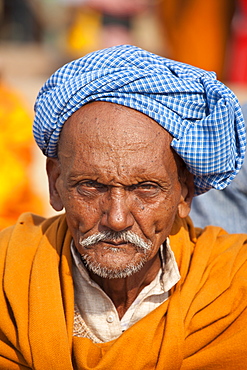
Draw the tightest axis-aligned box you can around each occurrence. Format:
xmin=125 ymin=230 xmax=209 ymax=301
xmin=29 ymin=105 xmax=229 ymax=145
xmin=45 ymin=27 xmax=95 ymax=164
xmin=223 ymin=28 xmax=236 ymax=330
xmin=88 ymin=253 xmax=162 ymax=319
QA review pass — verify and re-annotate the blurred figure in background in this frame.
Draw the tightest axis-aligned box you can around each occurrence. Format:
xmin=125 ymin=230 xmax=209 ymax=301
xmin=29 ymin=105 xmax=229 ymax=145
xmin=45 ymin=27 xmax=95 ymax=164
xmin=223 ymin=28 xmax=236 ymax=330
xmin=64 ymin=0 xmax=154 ymax=57
xmin=228 ymin=0 xmax=247 ymax=84
xmin=0 ymin=0 xmax=43 ymax=43
xmin=156 ymin=0 xmax=235 ymax=81
xmin=85 ymin=0 xmax=151 ymax=47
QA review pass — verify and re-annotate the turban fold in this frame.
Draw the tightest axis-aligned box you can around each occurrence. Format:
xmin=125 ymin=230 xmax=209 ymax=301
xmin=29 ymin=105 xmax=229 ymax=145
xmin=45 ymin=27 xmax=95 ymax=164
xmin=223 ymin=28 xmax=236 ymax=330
xmin=33 ymin=45 xmax=246 ymax=194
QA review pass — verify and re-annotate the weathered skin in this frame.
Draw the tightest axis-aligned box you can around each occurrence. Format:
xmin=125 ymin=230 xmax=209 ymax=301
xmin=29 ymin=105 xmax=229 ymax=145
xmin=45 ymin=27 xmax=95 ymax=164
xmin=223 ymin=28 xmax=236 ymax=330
xmin=46 ymin=101 xmax=194 ymax=318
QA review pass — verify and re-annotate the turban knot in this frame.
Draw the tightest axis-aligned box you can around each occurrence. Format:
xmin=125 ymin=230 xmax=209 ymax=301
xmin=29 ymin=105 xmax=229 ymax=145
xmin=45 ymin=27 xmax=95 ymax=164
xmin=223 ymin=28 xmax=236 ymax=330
xmin=33 ymin=45 xmax=246 ymax=194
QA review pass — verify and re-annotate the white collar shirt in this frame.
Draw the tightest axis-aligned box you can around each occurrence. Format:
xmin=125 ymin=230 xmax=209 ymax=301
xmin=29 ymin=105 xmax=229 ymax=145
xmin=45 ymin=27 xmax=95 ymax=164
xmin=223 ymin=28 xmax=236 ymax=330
xmin=71 ymin=239 xmax=180 ymax=343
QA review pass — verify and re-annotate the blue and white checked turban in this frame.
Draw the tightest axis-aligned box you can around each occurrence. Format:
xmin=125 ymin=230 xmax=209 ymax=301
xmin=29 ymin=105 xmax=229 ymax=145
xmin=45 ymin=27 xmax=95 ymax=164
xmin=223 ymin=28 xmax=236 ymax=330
xmin=33 ymin=45 xmax=246 ymax=195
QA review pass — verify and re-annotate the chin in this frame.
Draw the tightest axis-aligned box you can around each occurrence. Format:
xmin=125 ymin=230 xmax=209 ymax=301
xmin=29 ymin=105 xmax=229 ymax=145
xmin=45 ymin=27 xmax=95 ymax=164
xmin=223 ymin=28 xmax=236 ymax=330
xmin=81 ymin=253 xmax=148 ymax=279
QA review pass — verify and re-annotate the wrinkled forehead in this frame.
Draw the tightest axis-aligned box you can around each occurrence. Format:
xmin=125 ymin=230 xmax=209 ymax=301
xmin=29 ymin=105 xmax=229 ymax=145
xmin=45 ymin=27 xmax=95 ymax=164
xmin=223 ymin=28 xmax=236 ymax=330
xmin=58 ymin=101 xmax=174 ymax=157
xmin=56 ymin=101 xmax=184 ymax=185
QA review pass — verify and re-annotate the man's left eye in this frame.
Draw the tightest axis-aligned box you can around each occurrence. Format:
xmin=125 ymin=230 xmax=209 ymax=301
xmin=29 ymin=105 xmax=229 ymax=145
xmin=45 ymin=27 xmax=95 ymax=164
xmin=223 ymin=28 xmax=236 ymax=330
xmin=83 ymin=181 xmax=103 ymax=188
xmin=129 ymin=182 xmax=159 ymax=193
xmin=138 ymin=183 xmax=157 ymax=190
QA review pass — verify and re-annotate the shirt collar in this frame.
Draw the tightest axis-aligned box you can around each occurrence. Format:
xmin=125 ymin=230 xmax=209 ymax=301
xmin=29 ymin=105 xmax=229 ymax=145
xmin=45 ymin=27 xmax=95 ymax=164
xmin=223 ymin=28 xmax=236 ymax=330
xmin=71 ymin=238 xmax=180 ymax=293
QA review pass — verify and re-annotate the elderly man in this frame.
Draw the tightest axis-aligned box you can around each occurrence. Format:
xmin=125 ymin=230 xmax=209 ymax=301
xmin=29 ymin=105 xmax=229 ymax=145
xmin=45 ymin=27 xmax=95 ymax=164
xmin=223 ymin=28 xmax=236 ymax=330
xmin=0 ymin=45 xmax=247 ymax=369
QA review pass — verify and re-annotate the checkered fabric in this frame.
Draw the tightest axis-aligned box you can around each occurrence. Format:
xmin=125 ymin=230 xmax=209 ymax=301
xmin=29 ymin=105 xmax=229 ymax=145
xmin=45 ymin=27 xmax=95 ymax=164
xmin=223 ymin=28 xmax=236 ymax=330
xmin=33 ymin=45 xmax=246 ymax=194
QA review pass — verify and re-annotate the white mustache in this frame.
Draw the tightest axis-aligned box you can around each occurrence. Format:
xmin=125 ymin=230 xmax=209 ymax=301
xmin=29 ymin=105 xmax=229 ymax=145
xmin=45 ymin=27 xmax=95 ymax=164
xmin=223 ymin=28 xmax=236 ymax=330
xmin=79 ymin=230 xmax=152 ymax=251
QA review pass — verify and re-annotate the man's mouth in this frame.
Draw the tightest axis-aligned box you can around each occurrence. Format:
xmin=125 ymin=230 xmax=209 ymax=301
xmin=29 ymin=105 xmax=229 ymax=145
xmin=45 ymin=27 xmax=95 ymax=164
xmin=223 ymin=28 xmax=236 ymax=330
xmin=79 ymin=231 xmax=152 ymax=252
xmin=102 ymin=240 xmax=128 ymax=246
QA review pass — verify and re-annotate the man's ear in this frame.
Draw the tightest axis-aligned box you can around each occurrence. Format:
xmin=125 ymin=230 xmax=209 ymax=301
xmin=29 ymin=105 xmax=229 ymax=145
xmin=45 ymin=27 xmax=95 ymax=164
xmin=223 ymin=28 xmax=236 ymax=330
xmin=177 ymin=170 xmax=195 ymax=218
xmin=46 ymin=158 xmax=64 ymax=212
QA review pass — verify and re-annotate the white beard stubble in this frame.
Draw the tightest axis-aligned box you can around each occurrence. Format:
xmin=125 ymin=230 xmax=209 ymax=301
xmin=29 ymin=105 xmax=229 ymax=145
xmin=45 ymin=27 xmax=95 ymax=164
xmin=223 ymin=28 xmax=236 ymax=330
xmin=79 ymin=230 xmax=152 ymax=279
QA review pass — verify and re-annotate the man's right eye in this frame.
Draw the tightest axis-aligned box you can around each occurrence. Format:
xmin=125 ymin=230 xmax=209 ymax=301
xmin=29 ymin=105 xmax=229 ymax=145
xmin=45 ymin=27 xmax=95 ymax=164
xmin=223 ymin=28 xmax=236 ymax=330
xmin=77 ymin=180 xmax=107 ymax=194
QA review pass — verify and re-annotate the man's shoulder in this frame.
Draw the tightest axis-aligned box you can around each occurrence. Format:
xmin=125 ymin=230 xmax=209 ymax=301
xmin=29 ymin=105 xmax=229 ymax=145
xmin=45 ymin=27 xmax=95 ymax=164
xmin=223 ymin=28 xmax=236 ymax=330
xmin=0 ymin=212 xmax=67 ymax=251
xmin=171 ymin=216 xmax=247 ymax=277
xmin=0 ymin=212 xmax=69 ymax=288
xmin=191 ymin=224 xmax=247 ymax=286
xmin=196 ymin=224 xmax=247 ymax=252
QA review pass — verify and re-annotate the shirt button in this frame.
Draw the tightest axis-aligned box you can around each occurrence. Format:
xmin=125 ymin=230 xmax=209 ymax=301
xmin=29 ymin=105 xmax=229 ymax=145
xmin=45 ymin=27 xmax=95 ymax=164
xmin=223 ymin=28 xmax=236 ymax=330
xmin=106 ymin=314 xmax=114 ymax=323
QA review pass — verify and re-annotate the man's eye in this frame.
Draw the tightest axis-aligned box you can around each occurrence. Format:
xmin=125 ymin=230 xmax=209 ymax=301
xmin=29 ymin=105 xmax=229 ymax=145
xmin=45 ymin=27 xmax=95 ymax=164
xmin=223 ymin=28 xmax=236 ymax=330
xmin=77 ymin=181 xmax=106 ymax=193
xmin=129 ymin=182 xmax=160 ymax=194
xmin=138 ymin=183 xmax=157 ymax=190
xmin=82 ymin=181 xmax=97 ymax=188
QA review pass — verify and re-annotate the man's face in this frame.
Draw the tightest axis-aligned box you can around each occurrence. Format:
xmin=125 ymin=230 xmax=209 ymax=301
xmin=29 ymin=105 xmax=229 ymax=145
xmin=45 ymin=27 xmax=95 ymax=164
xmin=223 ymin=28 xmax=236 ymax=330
xmin=47 ymin=102 xmax=193 ymax=279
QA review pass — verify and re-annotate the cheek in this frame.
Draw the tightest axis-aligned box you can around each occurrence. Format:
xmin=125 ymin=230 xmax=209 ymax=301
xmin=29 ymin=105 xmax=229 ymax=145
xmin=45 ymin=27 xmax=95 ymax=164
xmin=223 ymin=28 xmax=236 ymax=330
xmin=135 ymin=194 xmax=180 ymax=237
xmin=63 ymin=195 xmax=102 ymax=233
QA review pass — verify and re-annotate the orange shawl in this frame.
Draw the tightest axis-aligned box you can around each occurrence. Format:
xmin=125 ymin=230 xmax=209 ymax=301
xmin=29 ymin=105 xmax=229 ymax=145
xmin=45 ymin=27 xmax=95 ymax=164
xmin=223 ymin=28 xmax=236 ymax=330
xmin=0 ymin=213 xmax=247 ymax=369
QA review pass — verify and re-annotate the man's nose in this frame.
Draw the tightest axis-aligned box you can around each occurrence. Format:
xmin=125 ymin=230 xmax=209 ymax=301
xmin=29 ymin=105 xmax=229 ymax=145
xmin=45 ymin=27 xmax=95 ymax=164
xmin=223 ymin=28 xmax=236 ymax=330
xmin=100 ymin=187 xmax=134 ymax=232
